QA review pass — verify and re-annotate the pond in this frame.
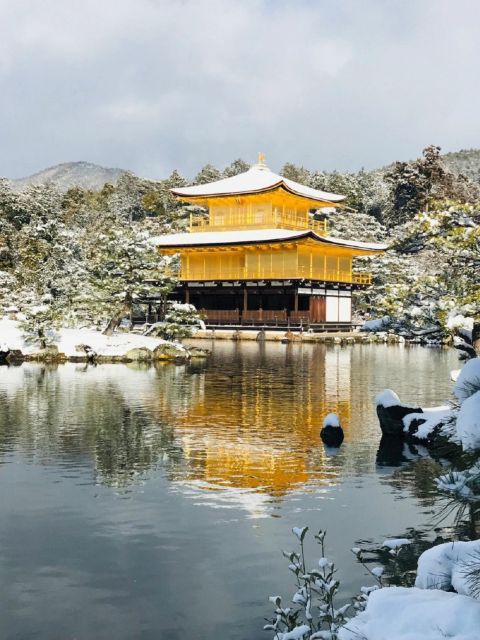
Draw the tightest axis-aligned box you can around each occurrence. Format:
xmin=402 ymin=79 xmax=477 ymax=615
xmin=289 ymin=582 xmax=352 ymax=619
xmin=0 ymin=342 xmax=460 ymax=640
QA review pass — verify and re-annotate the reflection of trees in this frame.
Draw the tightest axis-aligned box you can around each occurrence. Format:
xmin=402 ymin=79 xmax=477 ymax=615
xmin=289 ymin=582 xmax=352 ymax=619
xmin=0 ymin=364 xmax=186 ymax=488
xmin=376 ymin=438 xmax=480 ymax=539
xmin=0 ymin=344 xmax=361 ymax=494
xmin=355 ymin=526 xmax=453 ymax=588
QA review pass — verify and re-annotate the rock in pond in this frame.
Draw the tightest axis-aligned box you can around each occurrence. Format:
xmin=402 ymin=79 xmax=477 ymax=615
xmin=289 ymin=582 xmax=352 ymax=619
xmin=375 ymin=389 xmax=423 ymax=437
xmin=187 ymin=346 xmax=210 ymax=358
xmin=320 ymin=413 xmax=344 ymax=447
xmin=153 ymin=343 xmax=189 ymax=361
xmin=125 ymin=347 xmax=154 ymax=362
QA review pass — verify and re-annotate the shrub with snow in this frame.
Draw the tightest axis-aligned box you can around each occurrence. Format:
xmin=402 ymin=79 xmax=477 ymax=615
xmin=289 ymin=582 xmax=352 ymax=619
xmin=454 ymin=358 xmax=480 ymax=404
xmin=415 ymin=540 xmax=480 ymax=597
xmin=338 ymin=586 xmax=480 ymax=640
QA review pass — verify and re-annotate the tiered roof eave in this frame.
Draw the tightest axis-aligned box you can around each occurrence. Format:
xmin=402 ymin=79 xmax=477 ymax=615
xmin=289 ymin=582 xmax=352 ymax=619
xmin=170 ymin=163 xmax=346 ymax=208
xmin=152 ymin=229 xmax=388 ymax=255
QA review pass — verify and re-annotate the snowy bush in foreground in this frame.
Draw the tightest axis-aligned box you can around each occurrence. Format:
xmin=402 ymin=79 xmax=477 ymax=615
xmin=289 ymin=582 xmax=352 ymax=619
xmin=338 ymin=586 xmax=480 ymax=640
xmin=415 ymin=540 xmax=480 ymax=596
xmin=454 ymin=358 xmax=480 ymax=403
xmin=264 ymin=528 xmax=353 ymax=640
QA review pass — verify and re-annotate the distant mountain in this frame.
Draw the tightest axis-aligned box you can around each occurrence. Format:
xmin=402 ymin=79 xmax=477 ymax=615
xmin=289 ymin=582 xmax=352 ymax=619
xmin=442 ymin=148 xmax=480 ymax=185
xmin=10 ymin=161 xmax=125 ymax=192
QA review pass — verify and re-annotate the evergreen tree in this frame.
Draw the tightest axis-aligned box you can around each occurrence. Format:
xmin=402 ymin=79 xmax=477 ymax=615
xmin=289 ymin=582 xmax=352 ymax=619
xmin=280 ymin=162 xmax=311 ymax=184
xmin=223 ymin=158 xmax=250 ymax=177
xmin=193 ymin=164 xmax=222 ymax=185
xmin=86 ymin=225 xmax=174 ymax=334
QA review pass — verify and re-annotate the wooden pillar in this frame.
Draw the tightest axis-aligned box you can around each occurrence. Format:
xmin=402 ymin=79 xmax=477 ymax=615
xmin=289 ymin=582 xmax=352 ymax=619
xmin=185 ymin=288 xmax=190 ymax=304
xmin=243 ymin=288 xmax=248 ymax=312
xmin=294 ymin=289 xmax=299 ymax=312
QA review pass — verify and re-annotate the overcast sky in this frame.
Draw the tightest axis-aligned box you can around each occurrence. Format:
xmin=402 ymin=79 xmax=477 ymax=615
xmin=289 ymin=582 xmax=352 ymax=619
xmin=1 ymin=0 xmax=479 ymax=180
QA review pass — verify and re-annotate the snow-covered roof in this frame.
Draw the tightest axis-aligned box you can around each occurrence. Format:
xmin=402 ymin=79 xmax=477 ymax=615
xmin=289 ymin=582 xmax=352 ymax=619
xmin=152 ymin=229 xmax=387 ymax=253
xmin=171 ymin=163 xmax=345 ymax=205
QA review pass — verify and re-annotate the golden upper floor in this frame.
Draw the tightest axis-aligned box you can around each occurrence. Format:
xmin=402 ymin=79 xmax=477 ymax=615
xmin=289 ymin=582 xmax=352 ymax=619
xmin=172 ymin=158 xmax=344 ymax=233
xmin=189 ymin=202 xmax=328 ymax=233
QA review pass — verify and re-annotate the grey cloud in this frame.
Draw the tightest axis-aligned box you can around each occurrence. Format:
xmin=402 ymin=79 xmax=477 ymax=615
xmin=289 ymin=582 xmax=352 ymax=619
xmin=0 ymin=0 xmax=479 ymax=179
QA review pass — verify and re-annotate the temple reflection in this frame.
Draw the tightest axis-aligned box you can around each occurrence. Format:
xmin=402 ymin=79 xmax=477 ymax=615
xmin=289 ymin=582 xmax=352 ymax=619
xmin=150 ymin=342 xmax=354 ymax=494
xmin=0 ymin=344 xmax=360 ymax=496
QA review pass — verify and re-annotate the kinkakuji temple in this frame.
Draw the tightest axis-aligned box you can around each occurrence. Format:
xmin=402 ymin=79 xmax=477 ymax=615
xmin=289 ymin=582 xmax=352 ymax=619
xmin=154 ymin=155 xmax=386 ymax=328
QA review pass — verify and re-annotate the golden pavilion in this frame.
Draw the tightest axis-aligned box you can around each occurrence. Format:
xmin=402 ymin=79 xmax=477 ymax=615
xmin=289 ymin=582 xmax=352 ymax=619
xmin=154 ymin=155 xmax=386 ymax=327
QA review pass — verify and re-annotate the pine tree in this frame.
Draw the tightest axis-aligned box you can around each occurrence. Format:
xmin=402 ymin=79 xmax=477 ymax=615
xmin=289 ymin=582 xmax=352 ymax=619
xmin=223 ymin=158 xmax=250 ymax=177
xmin=194 ymin=164 xmax=222 ymax=185
xmin=86 ymin=224 xmax=174 ymax=335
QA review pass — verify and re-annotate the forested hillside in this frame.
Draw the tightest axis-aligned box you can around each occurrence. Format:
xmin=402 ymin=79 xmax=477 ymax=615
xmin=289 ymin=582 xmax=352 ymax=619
xmin=0 ymin=147 xmax=479 ymax=338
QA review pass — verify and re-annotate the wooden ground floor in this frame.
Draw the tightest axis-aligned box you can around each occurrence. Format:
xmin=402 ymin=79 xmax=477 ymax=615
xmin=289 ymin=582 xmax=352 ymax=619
xmin=174 ymin=280 xmax=356 ymax=326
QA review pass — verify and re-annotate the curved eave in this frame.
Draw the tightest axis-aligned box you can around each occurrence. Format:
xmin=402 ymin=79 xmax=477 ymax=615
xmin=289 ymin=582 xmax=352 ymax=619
xmin=153 ymin=230 xmax=388 ymax=255
xmin=171 ymin=182 xmax=346 ymax=208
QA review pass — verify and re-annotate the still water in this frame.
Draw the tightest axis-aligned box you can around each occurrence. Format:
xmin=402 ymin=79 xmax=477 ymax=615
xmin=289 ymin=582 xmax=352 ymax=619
xmin=0 ymin=342 xmax=459 ymax=639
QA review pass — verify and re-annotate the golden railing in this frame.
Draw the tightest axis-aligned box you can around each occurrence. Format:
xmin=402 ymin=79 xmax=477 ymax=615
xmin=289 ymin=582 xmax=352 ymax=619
xmin=189 ymin=212 xmax=328 ymax=234
xmin=178 ymin=265 xmax=371 ymax=285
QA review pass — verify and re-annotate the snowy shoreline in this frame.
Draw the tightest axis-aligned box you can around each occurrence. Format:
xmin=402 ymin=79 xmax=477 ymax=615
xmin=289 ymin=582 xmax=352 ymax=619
xmin=0 ymin=318 xmax=206 ymax=363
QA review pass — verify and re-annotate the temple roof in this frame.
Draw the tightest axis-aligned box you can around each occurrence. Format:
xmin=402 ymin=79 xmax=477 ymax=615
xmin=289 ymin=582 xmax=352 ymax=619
xmin=171 ymin=163 xmax=346 ymax=206
xmin=152 ymin=229 xmax=387 ymax=254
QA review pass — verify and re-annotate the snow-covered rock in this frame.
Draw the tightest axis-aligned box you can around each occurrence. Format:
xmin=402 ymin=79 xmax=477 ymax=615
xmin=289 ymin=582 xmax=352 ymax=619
xmin=375 ymin=389 xmax=423 ymax=437
xmin=323 ymin=413 xmax=341 ymax=428
xmin=361 ymin=317 xmax=390 ymax=332
xmin=415 ymin=540 xmax=480 ymax=596
xmin=339 ymin=586 xmax=480 ymax=640
xmin=375 ymin=389 xmax=403 ymax=408
xmin=320 ymin=413 xmax=344 ymax=447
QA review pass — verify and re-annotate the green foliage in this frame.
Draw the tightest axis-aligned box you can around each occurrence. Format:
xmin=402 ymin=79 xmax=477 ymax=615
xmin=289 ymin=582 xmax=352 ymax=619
xmin=155 ymin=302 xmax=202 ymax=341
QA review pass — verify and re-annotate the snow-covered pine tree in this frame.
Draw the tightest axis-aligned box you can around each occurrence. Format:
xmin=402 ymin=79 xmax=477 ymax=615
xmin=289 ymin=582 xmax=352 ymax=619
xmin=86 ymin=224 xmax=174 ymax=335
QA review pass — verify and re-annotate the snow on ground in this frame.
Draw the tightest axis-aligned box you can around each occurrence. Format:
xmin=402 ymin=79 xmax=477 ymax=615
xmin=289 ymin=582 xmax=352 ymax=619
xmin=361 ymin=316 xmax=390 ymax=332
xmin=402 ymin=405 xmax=452 ymax=439
xmin=0 ymin=318 xmax=178 ymax=357
xmin=454 ymin=358 xmax=480 ymax=403
xmin=338 ymin=587 xmax=480 ymax=640
xmin=415 ymin=540 xmax=480 ymax=596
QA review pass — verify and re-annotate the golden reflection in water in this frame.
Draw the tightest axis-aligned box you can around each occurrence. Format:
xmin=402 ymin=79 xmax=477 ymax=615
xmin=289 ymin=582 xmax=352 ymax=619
xmin=153 ymin=342 xmax=353 ymax=495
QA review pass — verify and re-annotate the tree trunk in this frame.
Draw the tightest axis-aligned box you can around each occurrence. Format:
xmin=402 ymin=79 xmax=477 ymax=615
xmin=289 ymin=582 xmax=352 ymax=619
xmin=103 ymin=293 xmax=133 ymax=336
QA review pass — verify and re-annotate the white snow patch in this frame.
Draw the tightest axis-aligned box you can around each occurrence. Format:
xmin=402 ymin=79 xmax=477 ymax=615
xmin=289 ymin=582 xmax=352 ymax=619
xmin=454 ymin=358 xmax=480 ymax=403
xmin=375 ymin=389 xmax=402 ymax=408
xmin=338 ymin=586 xmax=480 ymax=640
xmin=382 ymin=538 xmax=411 ymax=550
xmin=402 ymin=406 xmax=452 ymax=439
xmin=0 ymin=318 xmax=179 ymax=358
xmin=436 ymin=471 xmax=473 ymax=499
xmin=415 ymin=540 xmax=480 ymax=596
xmin=451 ymin=369 xmax=461 ymax=382
xmin=361 ymin=316 xmax=390 ymax=332
xmin=323 ymin=413 xmax=340 ymax=428
xmin=278 ymin=624 xmax=310 ymax=640
xmin=447 ymin=314 xmax=474 ymax=338
xmin=456 ymin=390 xmax=480 ymax=450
